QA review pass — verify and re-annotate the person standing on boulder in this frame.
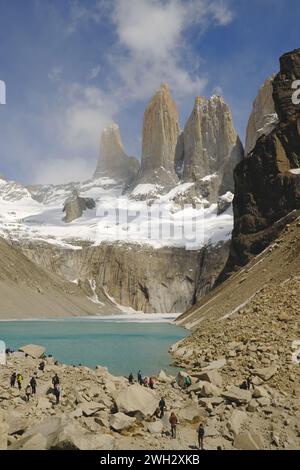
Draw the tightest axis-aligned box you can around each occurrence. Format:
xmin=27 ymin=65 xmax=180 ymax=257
xmin=198 ymin=423 xmax=205 ymax=450
xmin=30 ymin=376 xmax=37 ymax=395
xmin=10 ymin=372 xmax=17 ymax=387
xmin=159 ymin=397 xmax=166 ymax=418
xmin=169 ymin=412 xmax=178 ymax=439
xmin=52 ymin=373 xmax=60 ymax=388
xmin=16 ymin=373 xmax=23 ymax=390
xmin=137 ymin=370 xmax=143 ymax=385
xmin=53 ymin=383 xmax=61 ymax=405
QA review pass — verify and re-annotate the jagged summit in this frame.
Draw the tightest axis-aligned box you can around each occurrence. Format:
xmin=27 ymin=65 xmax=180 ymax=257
xmin=94 ymin=123 xmax=139 ymax=184
xmin=245 ymin=76 xmax=278 ymax=155
xmin=177 ymin=94 xmax=243 ymax=194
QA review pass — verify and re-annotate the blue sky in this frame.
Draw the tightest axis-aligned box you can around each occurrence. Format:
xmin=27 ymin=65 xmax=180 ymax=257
xmin=0 ymin=0 xmax=299 ymax=184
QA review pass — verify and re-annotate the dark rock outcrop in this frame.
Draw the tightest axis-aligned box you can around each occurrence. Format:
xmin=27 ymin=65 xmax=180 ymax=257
xmin=220 ymin=48 xmax=300 ymax=279
xmin=63 ymin=191 xmax=96 ymax=223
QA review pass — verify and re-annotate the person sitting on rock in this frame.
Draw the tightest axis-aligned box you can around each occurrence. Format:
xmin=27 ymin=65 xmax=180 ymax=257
xmin=52 ymin=373 xmax=60 ymax=388
xmin=128 ymin=372 xmax=134 ymax=384
xmin=10 ymin=372 xmax=17 ymax=387
xmin=16 ymin=373 xmax=23 ymax=390
xmin=143 ymin=377 xmax=149 ymax=387
xmin=25 ymin=384 xmax=31 ymax=402
xmin=30 ymin=376 xmax=37 ymax=395
xmin=198 ymin=423 xmax=205 ymax=450
xmin=185 ymin=375 xmax=191 ymax=389
xmin=53 ymin=383 xmax=61 ymax=405
xmin=159 ymin=397 xmax=166 ymax=418
xmin=149 ymin=377 xmax=155 ymax=389
xmin=169 ymin=412 xmax=178 ymax=439
xmin=38 ymin=361 xmax=45 ymax=372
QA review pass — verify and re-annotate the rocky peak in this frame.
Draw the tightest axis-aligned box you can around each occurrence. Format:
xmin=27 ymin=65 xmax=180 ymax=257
xmin=141 ymin=83 xmax=179 ymax=173
xmin=129 ymin=84 xmax=179 ymax=198
xmin=94 ymin=124 xmax=139 ymax=184
xmin=245 ymin=76 xmax=278 ymax=155
xmin=181 ymin=94 xmax=243 ymax=194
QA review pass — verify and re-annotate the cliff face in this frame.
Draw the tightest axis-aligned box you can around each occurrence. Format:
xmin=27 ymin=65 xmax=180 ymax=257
xmin=94 ymin=124 xmax=140 ymax=184
xmin=179 ymin=96 xmax=243 ymax=194
xmin=245 ymin=76 xmax=278 ymax=155
xmin=221 ymin=48 xmax=300 ymax=278
xmin=21 ymin=241 xmax=230 ymax=314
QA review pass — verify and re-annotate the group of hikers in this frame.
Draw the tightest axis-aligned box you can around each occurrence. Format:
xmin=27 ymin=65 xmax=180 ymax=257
xmin=9 ymin=365 xmax=61 ymax=405
xmin=128 ymin=370 xmax=156 ymax=389
xmin=128 ymin=370 xmax=206 ymax=448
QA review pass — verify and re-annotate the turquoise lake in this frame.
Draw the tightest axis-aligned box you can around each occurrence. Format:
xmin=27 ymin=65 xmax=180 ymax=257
xmin=0 ymin=319 xmax=187 ymax=376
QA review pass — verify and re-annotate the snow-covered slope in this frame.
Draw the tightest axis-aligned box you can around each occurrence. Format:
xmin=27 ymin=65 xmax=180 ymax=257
xmin=0 ymin=176 xmax=233 ymax=250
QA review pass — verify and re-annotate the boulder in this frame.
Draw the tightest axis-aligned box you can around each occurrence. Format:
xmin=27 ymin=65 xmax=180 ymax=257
xmin=157 ymin=370 xmax=173 ymax=383
xmin=202 ymin=358 xmax=226 ymax=371
xmin=19 ymin=344 xmax=46 ymax=359
xmin=197 ymin=370 xmax=223 ymax=388
xmin=252 ymin=365 xmax=278 ymax=381
xmin=234 ymin=430 xmax=265 ymax=450
xmin=19 ymin=433 xmax=48 ymax=451
xmin=109 ymin=413 xmax=136 ymax=432
xmin=252 ymin=387 xmax=269 ymax=399
xmin=79 ymin=402 xmax=105 ymax=417
xmin=51 ymin=420 xmax=115 ymax=450
xmin=146 ymin=420 xmax=164 ymax=434
xmin=199 ymin=382 xmax=222 ymax=398
xmin=227 ymin=410 xmax=248 ymax=436
xmin=7 ymin=414 xmax=29 ymax=435
xmin=115 ymin=384 xmax=158 ymax=417
xmin=0 ymin=410 xmax=8 ymax=450
xmin=222 ymin=386 xmax=252 ymax=405
xmin=37 ymin=397 xmax=52 ymax=410
xmin=178 ymin=405 xmax=202 ymax=422
xmin=247 ymin=399 xmax=259 ymax=412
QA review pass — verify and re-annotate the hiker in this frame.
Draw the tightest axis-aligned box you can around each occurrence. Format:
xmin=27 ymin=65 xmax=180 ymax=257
xmin=16 ymin=373 xmax=23 ymax=390
xmin=52 ymin=373 xmax=60 ymax=388
xmin=30 ymin=376 xmax=37 ymax=395
xmin=53 ymin=384 xmax=61 ymax=405
xmin=143 ymin=377 xmax=149 ymax=387
xmin=137 ymin=370 xmax=143 ymax=385
xmin=128 ymin=373 xmax=134 ymax=384
xmin=169 ymin=412 xmax=178 ymax=439
xmin=38 ymin=361 xmax=45 ymax=372
xmin=159 ymin=397 xmax=166 ymax=418
xmin=185 ymin=375 xmax=191 ymax=389
xmin=25 ymin=385 xmax=31 ymax=402
xmin=198 ymin=423 xmax=205 ymax=450
xmin=149 ymin=377 xmax=155 ymax=389
xmin=246 ymin=376 xmax=252 ymax=390
xmin=10 ymin=372 xmax=16 ymax=387
xmin=240 ymin=380 xmax=248 ymax=390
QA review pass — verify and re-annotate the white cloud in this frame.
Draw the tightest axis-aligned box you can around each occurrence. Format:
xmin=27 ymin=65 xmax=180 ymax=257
xmin=32 ymin=158 xmax=95 ymax=185
xmin=62 ymin=85 xmax=117 ymax=151
xmin=109 ymin=0 xmax=233 ymax=99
